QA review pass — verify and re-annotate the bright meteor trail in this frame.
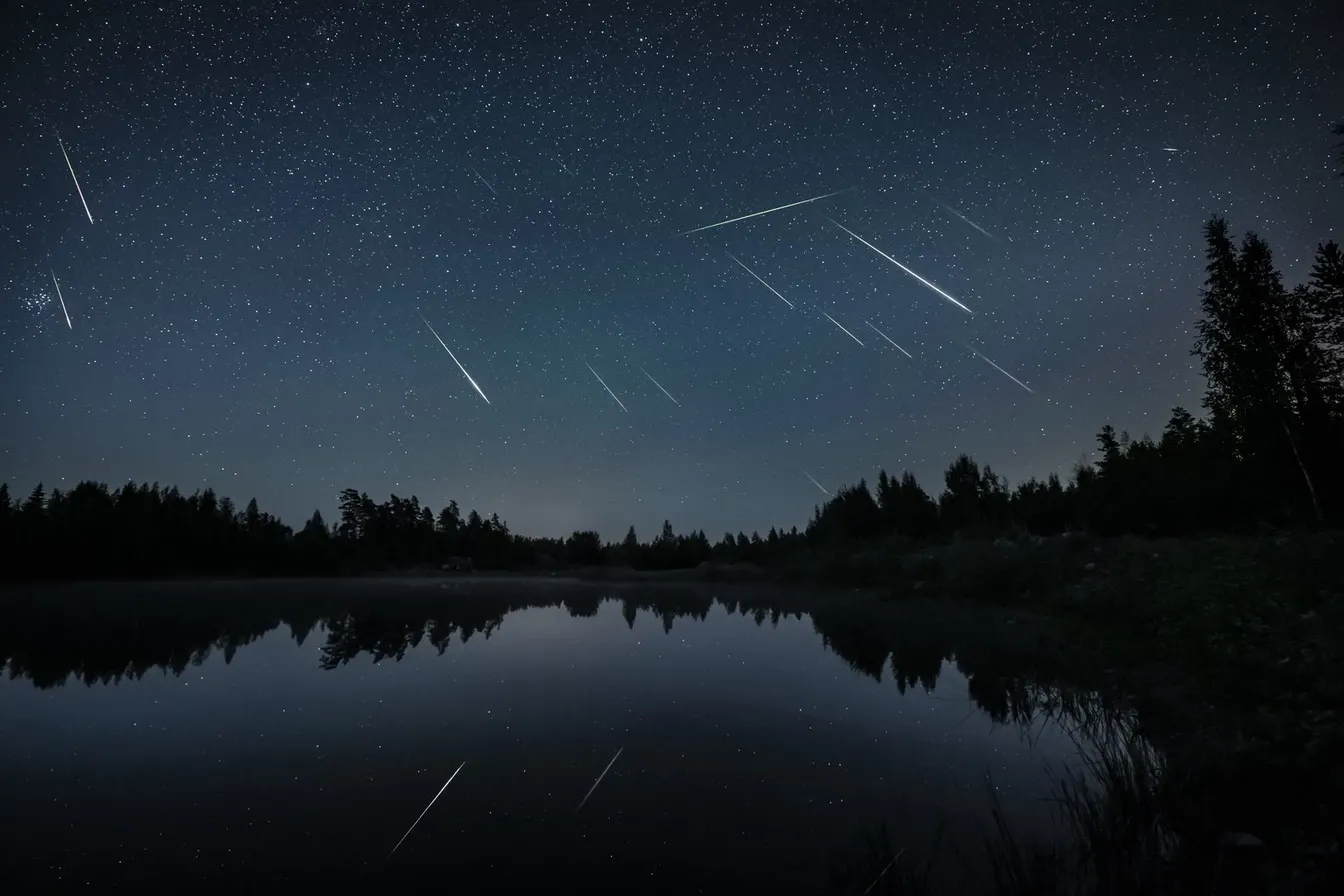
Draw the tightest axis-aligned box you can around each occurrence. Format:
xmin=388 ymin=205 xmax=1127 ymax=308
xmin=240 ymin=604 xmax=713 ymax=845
xmin=966 ymin=344 xmax=1034 ymax=394
xmin=804 ymin=471 xmax=830 ymax=496
xmin=388 ymin=761 xmax=466 ymax=858
xmin=58 ymin=138 xmax=94 ymax=224
xmin=825 ymin=217 xmax=975 ymax=315
xmin=864 ymin=320 xmax=912 ymax=358
xmin=678 ymin=189 xmax=852 ymax=236
xmin=586 ymin=363 xmax=628 ymax=412
xmin=726 ymin=252 xmax=794 ymax=309
xmin=421 ymin=315 xmax=492 ymax=405
xmin=821 ymin=311 xmax=864 ymax=346
xmin=50 ymin=270 xmax=72 ymax=330
xmin=576 ymin=747 xmax=624 ymax=813
xmin=936 ymin=200 xmax=999 ymax=243
xmin=639 ymin=366 xmax=681 ymax=406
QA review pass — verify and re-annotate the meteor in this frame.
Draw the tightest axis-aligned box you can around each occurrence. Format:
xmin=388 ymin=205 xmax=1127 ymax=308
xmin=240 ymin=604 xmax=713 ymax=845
xmin=821 ymin=311 xmax=864 ymax=346
xmin=420 ymin=315 xmax=492 ymax=405
xmin=57 ymin=138 xmax=94 ymax=224
xmin=936 ymin=200 xmax=999 ymax=243
xmin=388 ymin=761 xmax=466 ymax=858
xmin=864 ymin=320 xmax=912 ymax=358
xmin=966 ymin=344 xmax=1034 ymax=394
xmin=678 ymin=188 xmax=852 ymax=237
xmin=803 ymin=471 xmax=830 ymax=497
xmin=586 ymin=363 xmax=628 ymax=412
xmin=726 ymin=252 xmax=794 ymax=309
xmin=639 ymin=365 xmax=681 ymax=407
xmin=50 ymin=270 xmax=72 ymax=330
xmin=825 ymin=217 xmax=975 ymax=315
xmin=576 ymin=747 xmax=623 ymax=813
xmin=468 ymin=164 xmax=498 ymax=196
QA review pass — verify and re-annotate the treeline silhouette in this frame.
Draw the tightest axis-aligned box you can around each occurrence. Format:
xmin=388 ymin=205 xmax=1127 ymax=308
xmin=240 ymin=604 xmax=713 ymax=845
xmin=2 ymin=218 xmax=1341 ymax=581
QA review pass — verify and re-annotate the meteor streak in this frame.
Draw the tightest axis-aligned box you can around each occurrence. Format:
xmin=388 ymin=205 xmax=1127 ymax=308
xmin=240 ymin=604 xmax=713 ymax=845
xmin=586 ymin=363 xmax=628 ymax=412
xmin=58 ymin=138 xmax=94 ymax=224
xmin=864 ymin=320 xmax=912 ymax=358
xmin=639 ymin=365 xmax=681 ymax=406
xmin=576 ymin=747 xmax=623 ymax=813
xmin=936 ymin=200 xmax=999 ymax=243
xmin=803 ymin=471 xmax=830 ymax=496
xmin=389 ymin=761 xmax=466 ymax=858
xmin=678 ymin=188 xmax=852 ymax=236
xmin=421 ymin=316 xmax=492 ymax=405
xmin=50 ymin=270 xmax=72 ymax=330
xmin=966 ymin=344 xmax=1034 ymax=394
xmin=825 ymin=217 xmax=975 ymax=315
xmin=726 ymin=252 xmax=794 ymax=309
xmin=821 ymin=311 xmax=864 ymax=346
xmin=468 ymin=164 xmax=498 ymax=196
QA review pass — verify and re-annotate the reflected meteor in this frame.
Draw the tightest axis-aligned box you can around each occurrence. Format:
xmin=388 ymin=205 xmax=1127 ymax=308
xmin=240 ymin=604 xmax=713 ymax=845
xmin=576 ymin=747 xmax=623 ymax=813
xmin=389 ymin=761 xmax=466 ymax=858
xmin=825 ymin=217 xmax=974 ymax=315
xmin=678 ymin=189 xmax=852 ymax=236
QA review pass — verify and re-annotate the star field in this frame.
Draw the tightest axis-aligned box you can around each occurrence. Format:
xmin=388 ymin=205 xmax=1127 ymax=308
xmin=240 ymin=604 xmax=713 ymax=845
xmin=2 ymin=0 xmax=1340 ymax=540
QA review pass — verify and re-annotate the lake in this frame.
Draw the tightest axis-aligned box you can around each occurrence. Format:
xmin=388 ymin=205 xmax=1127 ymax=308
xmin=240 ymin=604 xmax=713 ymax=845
xmin=0 ymin=578 xmax=1116 ymax=893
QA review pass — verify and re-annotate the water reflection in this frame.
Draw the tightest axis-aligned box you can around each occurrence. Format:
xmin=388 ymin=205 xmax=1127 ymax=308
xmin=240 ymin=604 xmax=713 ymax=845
xmin=0 ymin=579 xmax=1133 ymax=893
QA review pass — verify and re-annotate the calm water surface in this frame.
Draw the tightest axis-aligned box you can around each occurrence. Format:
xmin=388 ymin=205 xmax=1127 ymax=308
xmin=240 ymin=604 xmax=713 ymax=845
xmin=0 ymin=580 xmax=1094 ymax=893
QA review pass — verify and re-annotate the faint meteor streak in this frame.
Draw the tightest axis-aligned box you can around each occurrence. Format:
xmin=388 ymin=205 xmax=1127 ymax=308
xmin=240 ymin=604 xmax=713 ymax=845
xmin=966 ymin=344 xmax=1034 ymax=394
xmin=58 ymin=138 xmax=94 ymax=224
xmin=421 ymin=315 xmax=492 ymax=405
xmin=821 ymin=311 xmax=864 ymax=346
xmin=936 ymin=200 xmax=999 ymax=243
xmin=639 ymin=365 xmax=681 ymax=406
xmin=576 ymin=747 xmax=623 ymax=813
xmin=825 ymin=217 xmax=975 ymax=315
xmin=1161 ymin=146 xmax=1180 ymax=153
xmin=389 ymin=760 xmax=466 ymax=858
xmin=50 ymin=270 xmax=72 ymax=330
xmin=468 ymin=164 xmax=498 ymax=196
xmin=726 ymin=252 xmax=794 ymax=309
xmin=803 ymin=471 xmax=830 ymax=497
xmin=864 ymin=320 xmax=911 ymax=358
xmin=586 ymin=363 xmax=628 ymax=412
xmin=861 ymin=847 xmax=907 ymax=896
xmin=678 ymin=188 xmax=852 ymax=236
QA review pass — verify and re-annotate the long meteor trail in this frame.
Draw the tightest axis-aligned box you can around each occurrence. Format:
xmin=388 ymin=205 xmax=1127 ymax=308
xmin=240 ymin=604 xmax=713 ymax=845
xmin=821 ymin=311 xmax=864 ymax=346
xmin=966 ymin=344 xmax=1034 ymax=394
xmin=586 ymin=363 xmax=628 ymax=412
xmin=639 ymin=366 xmax=681 ymax=406
xmin=421 ymin=315 xmax=492 ymax=405
xmin=825 ymin=217 xmax=974 ymax=315
xmin=678 ymin=189 xmax=852 ymax=237
xmin=50 ymin=270 xmax=72 ymax=330
xmin=864 ymin=320 xmax=912 ymax=358
xmin=58 ymin=138 xmax=94 ymax=224
xmin=576 ymin=747 xmax=623 ymax=813
xmin=804 ymin=471 xmax=830 ymax=497
xmin=726 ymin=252 xmax=794 ymax=309
xmin=389 ymin=761 xmax=466 ymax=858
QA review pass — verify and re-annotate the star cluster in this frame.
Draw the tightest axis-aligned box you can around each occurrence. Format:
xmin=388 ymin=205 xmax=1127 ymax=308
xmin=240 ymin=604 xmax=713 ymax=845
xmin=2 ymin=0 xmax=1339 ymax=540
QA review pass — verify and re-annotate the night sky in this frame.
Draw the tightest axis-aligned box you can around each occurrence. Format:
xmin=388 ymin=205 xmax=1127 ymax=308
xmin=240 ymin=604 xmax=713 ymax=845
xmin=2 ymin=1 xmax=1340 ymax=542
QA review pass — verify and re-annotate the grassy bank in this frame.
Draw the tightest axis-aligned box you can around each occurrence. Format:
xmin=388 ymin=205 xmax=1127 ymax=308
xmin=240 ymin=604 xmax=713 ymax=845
xmin=803 ymin=531 xmax=1344 ymax=892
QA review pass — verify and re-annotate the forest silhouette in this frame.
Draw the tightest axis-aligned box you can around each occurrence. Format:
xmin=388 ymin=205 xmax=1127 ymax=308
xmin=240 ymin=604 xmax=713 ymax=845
xmin=3 ymin=218 xmax=1342 ymax=581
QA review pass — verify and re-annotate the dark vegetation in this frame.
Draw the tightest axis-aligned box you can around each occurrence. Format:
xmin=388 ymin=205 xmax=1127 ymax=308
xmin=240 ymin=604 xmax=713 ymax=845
xmin=3 ymin=217 xmax=1343 ymax=891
